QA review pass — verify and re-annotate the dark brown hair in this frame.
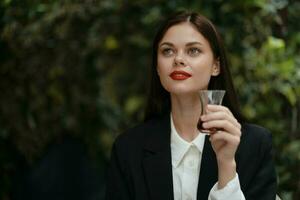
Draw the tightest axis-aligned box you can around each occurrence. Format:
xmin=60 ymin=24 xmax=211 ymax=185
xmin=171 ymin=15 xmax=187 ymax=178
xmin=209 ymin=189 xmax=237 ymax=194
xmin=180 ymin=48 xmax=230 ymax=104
xmin=144 ymin=11 xmax=244 ymax=122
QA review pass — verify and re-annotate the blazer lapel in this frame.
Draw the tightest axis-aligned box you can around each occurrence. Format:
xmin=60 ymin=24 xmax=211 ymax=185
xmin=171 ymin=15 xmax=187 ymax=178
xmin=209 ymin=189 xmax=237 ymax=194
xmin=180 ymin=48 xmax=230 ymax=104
xmin=142 ymin=114 xmax=174 ymax=200
xmin=197 ymin=136 xmax=218 ymax=199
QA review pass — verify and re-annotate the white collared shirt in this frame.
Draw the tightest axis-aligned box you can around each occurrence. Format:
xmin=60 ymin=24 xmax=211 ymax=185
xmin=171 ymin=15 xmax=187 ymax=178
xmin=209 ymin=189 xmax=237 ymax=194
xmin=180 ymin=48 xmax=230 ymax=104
xmin=170 ymin=114 xmax=246 ymax=200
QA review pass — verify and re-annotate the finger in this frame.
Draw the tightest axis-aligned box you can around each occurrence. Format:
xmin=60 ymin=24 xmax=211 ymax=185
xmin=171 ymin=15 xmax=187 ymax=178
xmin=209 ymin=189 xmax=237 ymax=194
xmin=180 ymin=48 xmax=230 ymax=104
xmin=210 ymin=130 xmax=241 ymax=147
xmin=206 ymin=105 xmax=233 ymax=116
xmin=202 ymin=120 xmax=241 ymax=136
xmin=201 ymin=111 xmax=241 ymax=129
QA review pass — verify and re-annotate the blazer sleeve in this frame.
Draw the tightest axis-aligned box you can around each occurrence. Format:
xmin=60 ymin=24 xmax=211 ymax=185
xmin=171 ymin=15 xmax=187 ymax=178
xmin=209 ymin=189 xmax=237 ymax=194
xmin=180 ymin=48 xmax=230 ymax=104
xmin=105 ymin=140 xmax=132 ymax=200
xmin=244 ymin=130 xmax=277 ymax=200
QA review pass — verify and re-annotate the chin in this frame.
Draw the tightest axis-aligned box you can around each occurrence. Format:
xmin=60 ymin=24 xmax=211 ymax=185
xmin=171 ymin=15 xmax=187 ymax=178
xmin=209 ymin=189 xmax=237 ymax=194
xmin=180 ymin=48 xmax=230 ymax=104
xmin=162 ymin=82 xmax=207 ymax=94
xmin=167 ymin=87 xmax=200 ymax=96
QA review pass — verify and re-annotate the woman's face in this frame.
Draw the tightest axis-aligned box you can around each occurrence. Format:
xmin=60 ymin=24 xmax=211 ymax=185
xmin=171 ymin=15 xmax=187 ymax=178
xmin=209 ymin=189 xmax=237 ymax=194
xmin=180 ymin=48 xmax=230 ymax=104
xmin=157 ymin=22 xmax=220 ymax=95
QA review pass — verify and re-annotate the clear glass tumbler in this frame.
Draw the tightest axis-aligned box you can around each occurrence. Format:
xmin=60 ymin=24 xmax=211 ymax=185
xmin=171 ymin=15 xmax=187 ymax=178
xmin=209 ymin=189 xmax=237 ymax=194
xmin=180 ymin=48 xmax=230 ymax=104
xmin=197 ymin=90 xmax=226 ymax=134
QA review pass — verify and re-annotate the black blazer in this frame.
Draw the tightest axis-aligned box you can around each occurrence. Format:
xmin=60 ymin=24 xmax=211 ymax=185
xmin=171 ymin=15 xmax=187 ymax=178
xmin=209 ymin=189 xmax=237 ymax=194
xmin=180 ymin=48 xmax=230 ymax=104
xmin=105 ymin=114 xmax=277 ymax=200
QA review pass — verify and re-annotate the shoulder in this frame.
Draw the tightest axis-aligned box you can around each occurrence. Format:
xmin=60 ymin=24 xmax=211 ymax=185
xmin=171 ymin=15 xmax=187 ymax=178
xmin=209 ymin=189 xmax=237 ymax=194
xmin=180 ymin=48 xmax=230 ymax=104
xmin=238 ymin=123 xmax=273 ymax=157
xmin=114 ymin=119 xmax=157 ymax=145
xmin=241 ymin=123 xmax=272 ymax=144
xmin=112 ymin=116 xmax=167 ymax=154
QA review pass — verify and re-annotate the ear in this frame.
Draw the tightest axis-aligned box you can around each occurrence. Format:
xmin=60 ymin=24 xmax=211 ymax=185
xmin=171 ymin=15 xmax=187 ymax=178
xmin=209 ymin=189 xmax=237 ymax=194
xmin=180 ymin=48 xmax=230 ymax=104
xmin=157 ymin=67 xmax=160 ymax=76
xmin=211 ymin=59 xmax=220 ymax=76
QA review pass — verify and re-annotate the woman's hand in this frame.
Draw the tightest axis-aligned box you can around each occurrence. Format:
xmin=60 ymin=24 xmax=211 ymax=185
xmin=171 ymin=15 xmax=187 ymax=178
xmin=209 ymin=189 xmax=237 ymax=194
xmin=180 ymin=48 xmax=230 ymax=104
xmin=200 ymin=104 xmax=242 ymax=188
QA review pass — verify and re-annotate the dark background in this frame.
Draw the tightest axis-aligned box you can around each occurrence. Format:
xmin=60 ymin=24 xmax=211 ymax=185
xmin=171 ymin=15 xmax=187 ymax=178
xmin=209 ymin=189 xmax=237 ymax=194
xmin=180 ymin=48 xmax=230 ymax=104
xmin=1 ymin=0 xmax=299 ymax=199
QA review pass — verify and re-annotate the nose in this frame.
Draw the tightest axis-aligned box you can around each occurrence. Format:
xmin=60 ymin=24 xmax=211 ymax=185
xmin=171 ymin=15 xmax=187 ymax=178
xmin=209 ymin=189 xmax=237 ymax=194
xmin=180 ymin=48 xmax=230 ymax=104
xmin=173 ymin=53 xmax=186 ymax=67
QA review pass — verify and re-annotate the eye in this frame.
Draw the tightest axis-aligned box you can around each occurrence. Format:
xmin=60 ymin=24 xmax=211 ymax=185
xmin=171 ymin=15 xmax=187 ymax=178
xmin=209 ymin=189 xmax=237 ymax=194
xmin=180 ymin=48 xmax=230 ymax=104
xmin=187 ymin=47 xmax=201 ymax=56
xmin=161 ymin=48 xmax=175 ymax=57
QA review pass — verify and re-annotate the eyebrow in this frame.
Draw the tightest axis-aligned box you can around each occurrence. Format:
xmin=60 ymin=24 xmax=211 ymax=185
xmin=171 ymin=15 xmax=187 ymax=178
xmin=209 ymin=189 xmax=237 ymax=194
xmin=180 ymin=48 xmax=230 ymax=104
xmin=159 ymin=41 xmax=203 ymax=47
xmin=159 ymin=42 xmax=174 ymax=47
xmin=186 ymin=42 xmax=203 ymax=46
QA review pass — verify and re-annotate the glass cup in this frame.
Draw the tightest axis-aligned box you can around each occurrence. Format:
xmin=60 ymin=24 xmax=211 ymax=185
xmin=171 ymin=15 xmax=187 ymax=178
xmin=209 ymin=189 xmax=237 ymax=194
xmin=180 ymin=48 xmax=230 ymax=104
xmin=197 ymin=90 xmax=226 ymax=134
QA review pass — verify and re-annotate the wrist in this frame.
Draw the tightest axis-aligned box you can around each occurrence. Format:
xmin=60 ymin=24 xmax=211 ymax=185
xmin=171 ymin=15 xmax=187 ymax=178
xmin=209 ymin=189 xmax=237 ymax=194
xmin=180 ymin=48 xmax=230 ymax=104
xmin=217 ymin=159 xmax=236 ymax=189
xmin=217 ymin=157 xmax=236 ymax=166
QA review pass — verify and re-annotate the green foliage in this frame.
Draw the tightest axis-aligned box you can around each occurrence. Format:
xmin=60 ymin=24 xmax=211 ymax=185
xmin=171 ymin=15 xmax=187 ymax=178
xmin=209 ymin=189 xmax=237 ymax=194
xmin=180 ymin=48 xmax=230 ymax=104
xmin=1 ymin=0 xmax=299 ymax=199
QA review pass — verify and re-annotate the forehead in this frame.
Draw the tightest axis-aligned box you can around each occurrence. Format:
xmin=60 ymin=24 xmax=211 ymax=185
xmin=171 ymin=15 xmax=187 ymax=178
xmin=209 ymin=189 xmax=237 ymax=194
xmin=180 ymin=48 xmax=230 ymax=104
xmin=159 ymin=22 xmax=209 ymax=46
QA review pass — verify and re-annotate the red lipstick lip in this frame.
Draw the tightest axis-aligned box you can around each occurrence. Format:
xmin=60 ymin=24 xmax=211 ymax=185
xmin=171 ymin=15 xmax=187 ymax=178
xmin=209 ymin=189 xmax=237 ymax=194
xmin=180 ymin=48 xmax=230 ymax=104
xmin=169 ymin=70 xmax=192 ymax=80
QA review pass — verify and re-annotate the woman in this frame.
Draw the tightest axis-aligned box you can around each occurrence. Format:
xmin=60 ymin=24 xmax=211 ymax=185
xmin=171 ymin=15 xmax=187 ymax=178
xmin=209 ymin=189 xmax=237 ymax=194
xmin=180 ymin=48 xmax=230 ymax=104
xmin=105 ymin=11 xmax=277 ymax=200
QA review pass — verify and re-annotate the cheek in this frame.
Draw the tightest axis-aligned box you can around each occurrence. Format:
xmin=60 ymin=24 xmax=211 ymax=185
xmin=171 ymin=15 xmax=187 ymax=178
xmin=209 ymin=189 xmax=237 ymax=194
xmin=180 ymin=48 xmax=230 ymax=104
xmin=156 ymin=62 xmax=172 ymax=90
xmin=191 ymin=59 xmax=214 ymax=89
xmin=192 ymin=57 xmax=214 ymax=74
xmin=157 ymin=65 xmax=169 ymax=84
xmin=157 ymin=57 xmax=171 ymax=75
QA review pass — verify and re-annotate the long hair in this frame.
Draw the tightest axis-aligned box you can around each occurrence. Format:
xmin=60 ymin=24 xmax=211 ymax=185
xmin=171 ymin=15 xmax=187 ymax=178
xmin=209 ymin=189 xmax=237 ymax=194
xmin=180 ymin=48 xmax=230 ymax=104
xmin=144 ymin=11 xmax=245 ymax=122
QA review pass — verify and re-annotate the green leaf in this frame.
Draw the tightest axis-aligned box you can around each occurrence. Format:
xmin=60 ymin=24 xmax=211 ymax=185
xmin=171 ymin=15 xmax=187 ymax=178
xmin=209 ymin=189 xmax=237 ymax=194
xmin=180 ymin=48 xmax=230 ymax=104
xmin=105 ymin=36 xmax=119 ymax=50
xmin=279 ymin=84 xmax=297 ymax=106
xmin=266 ymin=36 xmax=285 ymax=50
xmin=124 ymin=96 xmax=143 ymax=115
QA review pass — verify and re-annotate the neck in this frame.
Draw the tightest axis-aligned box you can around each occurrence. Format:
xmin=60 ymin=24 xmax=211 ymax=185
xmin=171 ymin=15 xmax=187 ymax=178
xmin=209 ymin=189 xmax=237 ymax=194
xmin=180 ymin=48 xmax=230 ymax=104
xmin=171 ymin=93 xmax=202 ymax=142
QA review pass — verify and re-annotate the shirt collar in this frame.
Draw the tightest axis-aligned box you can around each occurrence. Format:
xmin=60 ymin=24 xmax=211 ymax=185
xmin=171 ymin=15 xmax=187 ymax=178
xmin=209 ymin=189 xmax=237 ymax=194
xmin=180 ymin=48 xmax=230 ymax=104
xmin=170 ymin=113 xmax=206 ymax=168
